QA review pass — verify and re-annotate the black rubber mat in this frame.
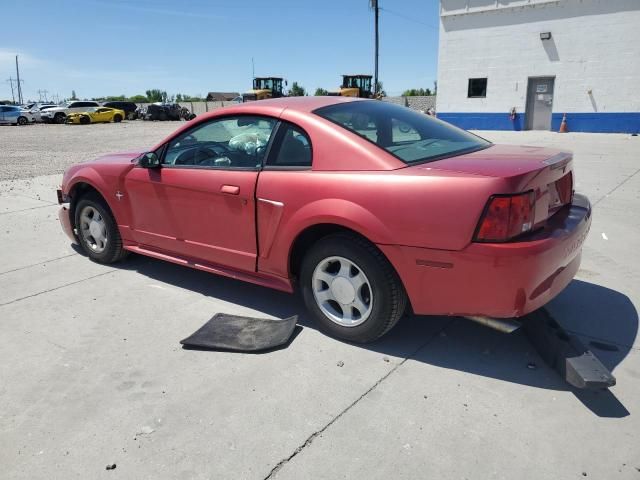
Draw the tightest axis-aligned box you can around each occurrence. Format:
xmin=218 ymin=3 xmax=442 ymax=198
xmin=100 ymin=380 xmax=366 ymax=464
xmin=180 ymin=313 xmax=298 ymax=352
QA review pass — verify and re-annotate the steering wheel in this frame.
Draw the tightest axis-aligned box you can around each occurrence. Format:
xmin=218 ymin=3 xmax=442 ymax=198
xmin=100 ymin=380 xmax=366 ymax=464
xmin=175 ymin=146 xmax=220 ymax=165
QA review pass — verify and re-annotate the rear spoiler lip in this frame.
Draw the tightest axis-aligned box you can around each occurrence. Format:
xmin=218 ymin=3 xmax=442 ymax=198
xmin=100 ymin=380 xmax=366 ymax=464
xmin=543 ymin=152 xmax=572 ymax=169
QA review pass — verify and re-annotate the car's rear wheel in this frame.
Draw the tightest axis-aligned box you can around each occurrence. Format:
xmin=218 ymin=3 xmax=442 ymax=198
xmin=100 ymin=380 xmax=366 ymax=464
xmin=113 ymin=114 xmax=122 ymax=123
xmin=79 ymin=115 xmax=90 ymax=125
xmin=300 ymin=233 xmax=407 ymax=343
xmin=74 ymin=193 xmax=127 ymax=264
xmin=17 ymin=116 xmax=28 ymax=126
xmin=54 ymin=113 xmax=66 ymax=124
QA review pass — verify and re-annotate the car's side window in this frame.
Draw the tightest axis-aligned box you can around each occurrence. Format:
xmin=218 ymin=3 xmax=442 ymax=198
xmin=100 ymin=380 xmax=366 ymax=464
xmin=163 ymin=115 xmax=277 ymax=169
xmin=267 ymin=124 xmax=312 ymax=168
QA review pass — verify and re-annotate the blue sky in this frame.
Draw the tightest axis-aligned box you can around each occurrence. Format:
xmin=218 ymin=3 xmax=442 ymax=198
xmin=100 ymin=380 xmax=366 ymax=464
xmin=1 ymin=0 xmax=439 ymax=102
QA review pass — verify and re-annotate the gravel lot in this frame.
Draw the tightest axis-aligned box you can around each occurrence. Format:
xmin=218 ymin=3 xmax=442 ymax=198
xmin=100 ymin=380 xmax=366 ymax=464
xmin=0 ymin=122 xmax=178 ymax=181
xmin=1 ymin=126 xmax=639 ymax=479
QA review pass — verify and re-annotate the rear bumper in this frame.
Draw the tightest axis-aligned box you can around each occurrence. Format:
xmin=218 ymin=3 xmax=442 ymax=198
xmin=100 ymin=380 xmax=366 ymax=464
xmin=379 ymin=194 xmax=592 ymax=318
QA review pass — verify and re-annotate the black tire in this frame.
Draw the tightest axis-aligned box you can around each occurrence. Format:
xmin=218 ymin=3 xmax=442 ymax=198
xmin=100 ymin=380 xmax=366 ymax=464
xmin=54 ymin=113 xmax=66 ymax=124
xmin=300 ymin=233 xmax=407 ymax=343
xmin=17 ymin=116 xmax=28 ymax=126
xmin=79 ymin=115 xmax=90 ymax=125
xmin=74 ymin=193 xmax=128 ymax=264
xmin=113 ymin=114 xmax=122 ymax=123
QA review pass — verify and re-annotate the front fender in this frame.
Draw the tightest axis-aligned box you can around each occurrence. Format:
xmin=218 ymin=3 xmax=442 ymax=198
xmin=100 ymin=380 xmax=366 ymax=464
xmin=64 ymin=167 xmax=121 ymax=222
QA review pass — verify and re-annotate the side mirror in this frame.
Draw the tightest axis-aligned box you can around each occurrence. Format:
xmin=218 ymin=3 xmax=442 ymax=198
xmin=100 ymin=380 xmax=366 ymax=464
xmin=138 ymin=152 xmax=160 ymax=168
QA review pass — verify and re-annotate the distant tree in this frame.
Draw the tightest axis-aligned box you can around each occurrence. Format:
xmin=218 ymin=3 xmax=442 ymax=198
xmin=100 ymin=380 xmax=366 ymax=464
xmin=433 ymin=80 xmax=437 ymax=95
xmin=145 ymin=89 xmax=167 ymax=102
xmin=375 ymin=81 xmax=386 ymax=97
xmin=70 ymin=90 xmax=78 ymax=100
xmin=289 ymin=82 xmax=306 ymax=97
xmin=314 ymin=87 xmax=329 ymax=96
xmin=401 ymin=87 xmax=433 ymax=96
xmin=175 ymin=93 xmax=183 ymax=102
xmin=128 ymin=94 xmax=149 ymax=102
xmin=105 ymin=95 xmax=126 ymax=101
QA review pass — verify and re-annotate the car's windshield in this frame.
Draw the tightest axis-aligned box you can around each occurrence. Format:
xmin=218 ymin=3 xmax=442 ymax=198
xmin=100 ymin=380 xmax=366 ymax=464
xmin=314 ymin=101 xmax=491 ymax=165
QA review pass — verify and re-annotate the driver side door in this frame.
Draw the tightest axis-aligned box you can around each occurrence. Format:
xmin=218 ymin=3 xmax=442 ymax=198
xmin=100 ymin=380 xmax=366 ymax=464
xmin=123 ymin=115 xmax=278 ymax=272
xmin=92 ymin=108 xmax=110 ymax=122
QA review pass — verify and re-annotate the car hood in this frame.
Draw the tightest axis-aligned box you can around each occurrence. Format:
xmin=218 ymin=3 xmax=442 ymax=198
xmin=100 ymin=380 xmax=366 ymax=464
xmin=89 ymin=150 xmax=146 ymax=165
xmin=420 ymin=144 xmax=569 ymax=178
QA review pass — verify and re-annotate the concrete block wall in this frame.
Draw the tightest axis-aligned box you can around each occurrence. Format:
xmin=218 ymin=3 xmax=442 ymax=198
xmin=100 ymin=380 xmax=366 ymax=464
xmin=436 ymin=0 xmax=640 ymax=133
xmin=383 ymin=96 xmax=437 ymax=111
xmin=135 ymin=97 xmax=437 ymax=117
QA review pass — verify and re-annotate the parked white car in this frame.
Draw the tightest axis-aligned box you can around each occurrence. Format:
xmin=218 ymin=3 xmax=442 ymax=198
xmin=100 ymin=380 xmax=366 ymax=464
xmin=29 ymin=104 xmax=58 ymax=122
xmin=40 ymin=101 xmax=100 ymax=124
xmin=0 ymin=105 xmax=35 ymax=125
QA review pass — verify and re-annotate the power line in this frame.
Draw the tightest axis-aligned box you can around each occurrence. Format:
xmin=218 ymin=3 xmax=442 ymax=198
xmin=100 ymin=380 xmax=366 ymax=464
xmin=380 ymin=7 xmax=438 ymax=30
xmin=6 ymin=78 xmax=16 ymax=103
xmin=6 ymin=77 xmax=24 ymax=104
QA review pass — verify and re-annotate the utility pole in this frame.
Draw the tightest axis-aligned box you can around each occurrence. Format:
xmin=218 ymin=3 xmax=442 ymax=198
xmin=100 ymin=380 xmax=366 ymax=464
xmin=15 ymin=55 xmax=23 ymax=104
xmin=38 ymin=89 xmax=49 ymax=102
xmin=6 ymin=77 xmax=16 ymax=104
xmin=370 ymin=0 xmax=379 ymax=96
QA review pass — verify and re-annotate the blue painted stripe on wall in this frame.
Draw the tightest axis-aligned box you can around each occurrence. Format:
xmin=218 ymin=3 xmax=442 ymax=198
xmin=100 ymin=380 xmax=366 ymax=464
xmin=550 ymin=113 xmax=640 ymax=134
xmin=437 ymin=113 xmax=523 ymax=131
xmin=438 ymin=112 xmax=640 ymax=134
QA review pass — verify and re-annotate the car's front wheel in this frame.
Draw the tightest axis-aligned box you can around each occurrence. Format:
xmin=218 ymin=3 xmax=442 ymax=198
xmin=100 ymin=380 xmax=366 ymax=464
xmin=54 ymin=113 xmax=66 ymax=124
xmin=74 ymin=193 xmax=127 ymax=264
xmin=17 ymin=116 xmax=28 ymax=125
xmin=300 ymin=233 xmax=407 ymax=343
xmin=113 ymin=114 xmax=122 ymax=123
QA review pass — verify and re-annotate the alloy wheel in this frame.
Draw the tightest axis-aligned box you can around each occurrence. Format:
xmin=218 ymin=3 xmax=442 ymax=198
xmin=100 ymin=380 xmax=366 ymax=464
xmin=312 ymin=256 xmax=373 ymax=327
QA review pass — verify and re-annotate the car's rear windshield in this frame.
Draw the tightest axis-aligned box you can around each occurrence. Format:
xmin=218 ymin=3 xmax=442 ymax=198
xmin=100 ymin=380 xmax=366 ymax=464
xmin=314 ymin=101 xmax=491 ymax=165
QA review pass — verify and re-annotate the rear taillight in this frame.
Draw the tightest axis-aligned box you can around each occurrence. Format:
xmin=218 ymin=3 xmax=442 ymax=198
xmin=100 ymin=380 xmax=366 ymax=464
xmin=555 ymin=171 xmax=573 ymax=205
xmin=474 ymin=191 xmax=536 ymax=242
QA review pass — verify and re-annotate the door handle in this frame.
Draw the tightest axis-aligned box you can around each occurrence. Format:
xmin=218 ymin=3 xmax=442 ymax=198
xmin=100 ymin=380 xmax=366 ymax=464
xmin=220 ymin=184 xmax=240 ymax=195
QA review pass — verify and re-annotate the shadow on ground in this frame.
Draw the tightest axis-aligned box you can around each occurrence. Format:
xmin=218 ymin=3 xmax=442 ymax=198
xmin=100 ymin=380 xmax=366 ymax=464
xmin=84 ymin=250 xmax=638 ymax=418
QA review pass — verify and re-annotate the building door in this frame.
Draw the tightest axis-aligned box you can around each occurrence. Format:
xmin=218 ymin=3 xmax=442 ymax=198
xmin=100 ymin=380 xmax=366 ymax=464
xmin=525 ymin=77 xmax=555 ymax=130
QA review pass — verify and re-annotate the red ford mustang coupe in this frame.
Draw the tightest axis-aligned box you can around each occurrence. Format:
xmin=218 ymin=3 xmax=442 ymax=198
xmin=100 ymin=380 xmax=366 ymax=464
xmin=57 ymin=97 xmax=591 ymax=343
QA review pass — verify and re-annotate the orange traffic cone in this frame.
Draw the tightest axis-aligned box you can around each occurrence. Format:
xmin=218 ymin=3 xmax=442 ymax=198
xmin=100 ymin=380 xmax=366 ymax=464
xmin=559 ymin=113 xmax=568 ymax=133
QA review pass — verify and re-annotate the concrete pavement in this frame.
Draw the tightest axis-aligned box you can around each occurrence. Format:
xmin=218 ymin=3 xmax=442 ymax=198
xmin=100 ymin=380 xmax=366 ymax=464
xmin=1 ymin=130 xmax=638 ymax=479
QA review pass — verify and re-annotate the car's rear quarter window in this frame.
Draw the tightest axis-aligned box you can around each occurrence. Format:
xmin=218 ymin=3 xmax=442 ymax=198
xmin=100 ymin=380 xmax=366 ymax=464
xmin=314 ymin=101 xmax=490 ymax=165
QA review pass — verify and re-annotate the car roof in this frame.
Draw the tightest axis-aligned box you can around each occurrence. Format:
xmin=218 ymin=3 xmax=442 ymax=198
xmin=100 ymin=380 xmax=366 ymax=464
xmin=226 ymin=96 xmax=364 ymax=114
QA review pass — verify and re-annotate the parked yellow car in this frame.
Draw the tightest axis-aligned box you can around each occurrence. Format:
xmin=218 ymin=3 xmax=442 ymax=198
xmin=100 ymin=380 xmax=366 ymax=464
xmin=66 ymin=107 xmax=126 ymax=124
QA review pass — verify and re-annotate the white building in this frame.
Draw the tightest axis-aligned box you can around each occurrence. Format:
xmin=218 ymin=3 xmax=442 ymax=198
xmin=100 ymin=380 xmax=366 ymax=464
xmin=436 ymin=0 xmax=640 ymax=133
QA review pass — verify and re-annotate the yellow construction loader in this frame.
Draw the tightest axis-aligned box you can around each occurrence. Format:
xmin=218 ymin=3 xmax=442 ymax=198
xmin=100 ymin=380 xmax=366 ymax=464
xmin=242 ymin=77 xmax=286 ymax=102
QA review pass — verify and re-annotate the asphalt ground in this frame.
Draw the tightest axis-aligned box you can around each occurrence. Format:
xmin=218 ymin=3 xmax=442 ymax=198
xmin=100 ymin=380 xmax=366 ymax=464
xmin=1 ymin=121 xmax=639 ymax=479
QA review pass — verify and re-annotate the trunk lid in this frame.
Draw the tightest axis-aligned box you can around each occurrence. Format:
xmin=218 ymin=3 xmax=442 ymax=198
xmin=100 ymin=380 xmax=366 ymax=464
xmin=420 ymin=144 xmax=574 ymax=226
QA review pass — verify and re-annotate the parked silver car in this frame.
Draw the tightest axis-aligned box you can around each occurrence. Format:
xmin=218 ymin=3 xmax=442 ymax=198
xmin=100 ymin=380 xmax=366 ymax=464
xmin=0 ymin=105 xmax=35 ymax=125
